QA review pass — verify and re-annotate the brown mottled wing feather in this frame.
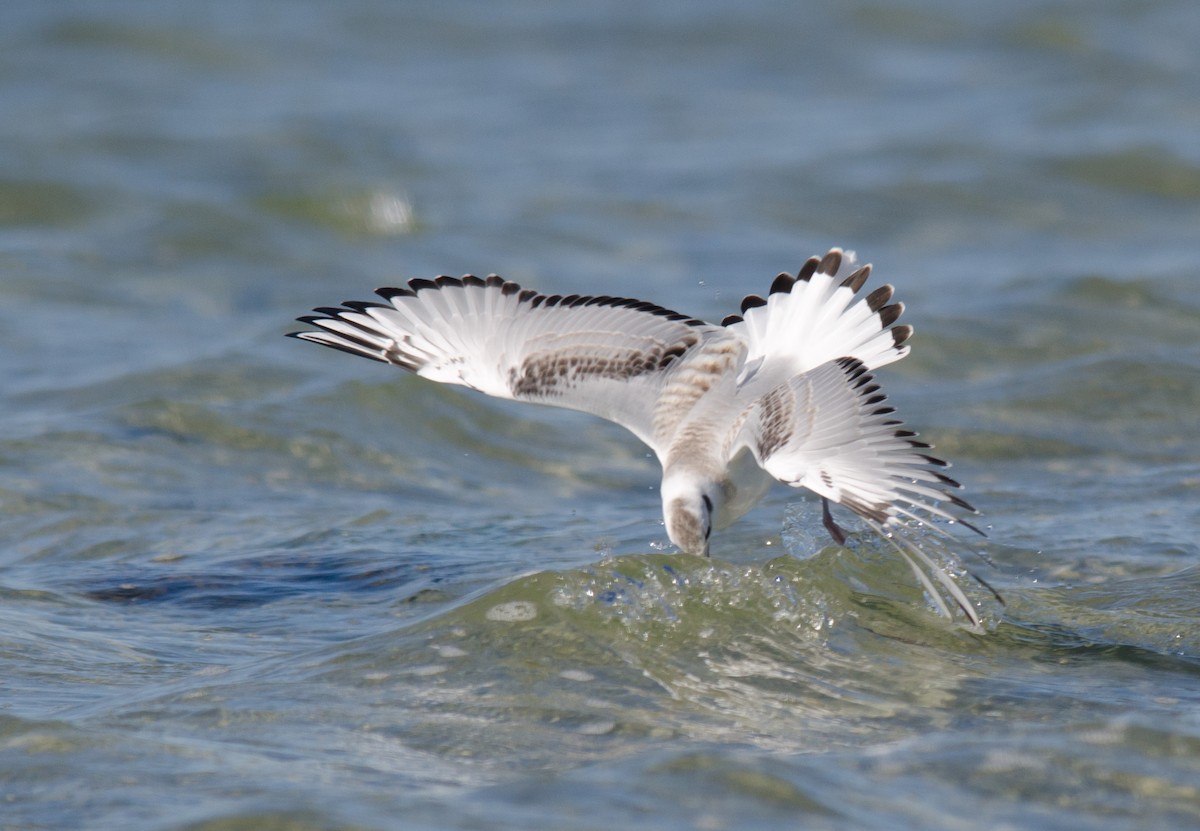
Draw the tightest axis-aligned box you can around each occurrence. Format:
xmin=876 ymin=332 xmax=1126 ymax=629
xmin=291 ymin=275 xmax=731 ymax=453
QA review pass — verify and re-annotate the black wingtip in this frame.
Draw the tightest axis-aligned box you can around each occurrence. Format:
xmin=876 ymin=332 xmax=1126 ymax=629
xmin=769 ymin=272 xmax=796 ymax=295
xmin=945 ymin=492 xmax=978 ymax=513
xmin=958 ymin=516 xmax=988 ymax=538
xmin=739 ymin=294 xmax=767 ymax=314
xmin=878 ymin=302 xmax=904 ymax=328
xmin=407 ymin=277 xmax=439 ymax=292
xmin=835 ymin=355 xmax=869 ymax=379
xmin=866 ymin=284 xmax=894 ymax=313
xmin=343 ymin=300 xmax=389 ymax=313
xmin=287 ymin=331 xmax=391 ymax=363
xmin=818 ymin=248 xmax=843 ymax=276
xmin=840 ymin=264 xmax=871 ymax=293
xmin=376 ymin=286 xmax=416 ymax=302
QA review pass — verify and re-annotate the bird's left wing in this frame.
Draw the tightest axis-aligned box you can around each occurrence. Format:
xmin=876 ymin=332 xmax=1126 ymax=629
xmin=736 ymin=357 xmax=974 ymax=528
xmin=290 ymin=274 xmax=729 ymax=452
xmin=733 ymin=356 xmax=984 ymax=622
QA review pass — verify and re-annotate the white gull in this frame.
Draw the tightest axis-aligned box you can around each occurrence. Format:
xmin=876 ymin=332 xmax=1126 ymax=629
xmin=291 ymin=248 xmax=987 ymax=624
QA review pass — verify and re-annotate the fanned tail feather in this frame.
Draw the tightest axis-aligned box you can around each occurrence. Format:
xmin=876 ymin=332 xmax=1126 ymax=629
xmin=726 ymin=249 xmax=912 ymax=394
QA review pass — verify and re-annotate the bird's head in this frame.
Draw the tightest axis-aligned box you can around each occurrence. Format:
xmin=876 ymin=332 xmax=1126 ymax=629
xmin=661 ymin=474 xmax=718 ymax=557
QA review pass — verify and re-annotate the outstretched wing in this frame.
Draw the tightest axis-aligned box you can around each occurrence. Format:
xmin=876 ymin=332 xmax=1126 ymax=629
xmin=738 ymin=357 xmax=976 ymax=529
xmin=734 ymin=356 xmax=984 ymax=623
xmin=724 ymin=248 xmax=912 ymax=400
xmin=290 ymin=274 xmax=728 ymax=452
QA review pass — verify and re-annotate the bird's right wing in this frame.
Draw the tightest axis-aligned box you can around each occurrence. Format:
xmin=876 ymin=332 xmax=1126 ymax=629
xmin=291 ymin=274 xmax=731 ymax=453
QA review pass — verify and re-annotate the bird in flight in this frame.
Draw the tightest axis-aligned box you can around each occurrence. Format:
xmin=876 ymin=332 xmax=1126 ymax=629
xmin=291 ymin=249 xmax=986 ymax=624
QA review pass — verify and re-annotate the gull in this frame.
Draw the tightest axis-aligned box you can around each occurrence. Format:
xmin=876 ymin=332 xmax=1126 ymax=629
xmin=291 ymin=248 xmax=986 ymax=624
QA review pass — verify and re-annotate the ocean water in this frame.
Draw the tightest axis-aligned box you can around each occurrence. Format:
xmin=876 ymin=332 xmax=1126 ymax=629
xmin=3 ymin=1 xmax=1200 ymax=829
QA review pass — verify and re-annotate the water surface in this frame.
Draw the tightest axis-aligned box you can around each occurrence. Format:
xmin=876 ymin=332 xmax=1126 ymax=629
xmin=2 ymin=2 xmax=1199 ymax=829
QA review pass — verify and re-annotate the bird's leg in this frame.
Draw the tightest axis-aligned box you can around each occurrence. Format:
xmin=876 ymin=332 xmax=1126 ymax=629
xmin=822 ymin=497 xmax=848 ymax=546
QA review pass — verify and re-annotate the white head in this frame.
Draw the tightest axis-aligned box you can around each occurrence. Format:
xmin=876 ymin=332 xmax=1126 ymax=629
xmin=661 ymin=473 xmax=720 ymax=557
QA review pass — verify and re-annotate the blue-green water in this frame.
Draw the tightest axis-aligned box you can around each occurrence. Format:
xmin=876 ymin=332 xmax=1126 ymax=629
xmin=3 ymin=2 xmax=1200 ymax=829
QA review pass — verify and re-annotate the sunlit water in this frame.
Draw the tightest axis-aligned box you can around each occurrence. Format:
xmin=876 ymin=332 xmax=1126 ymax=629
xmin=3 ymin=2 xmax=1200 ymax=829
